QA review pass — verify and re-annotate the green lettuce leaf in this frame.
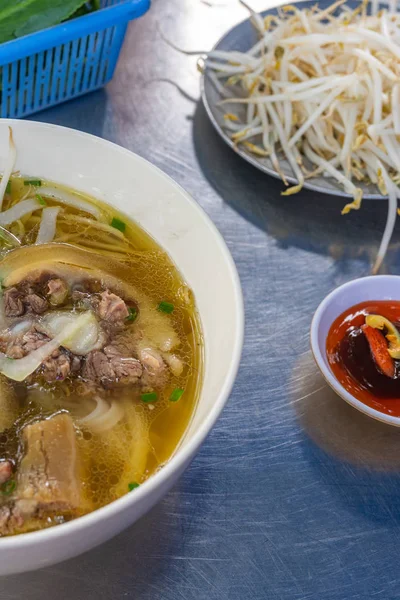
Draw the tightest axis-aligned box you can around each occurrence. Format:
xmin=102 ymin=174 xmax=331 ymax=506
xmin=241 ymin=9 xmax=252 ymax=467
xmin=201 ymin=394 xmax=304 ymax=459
xmin=0 ymin=0 xmax=87 ymax=44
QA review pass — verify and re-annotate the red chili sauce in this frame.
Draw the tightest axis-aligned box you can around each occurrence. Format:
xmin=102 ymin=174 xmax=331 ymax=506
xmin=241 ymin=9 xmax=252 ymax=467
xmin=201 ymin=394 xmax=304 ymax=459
xmin=326 ymin=300 xmax=400 ymax=416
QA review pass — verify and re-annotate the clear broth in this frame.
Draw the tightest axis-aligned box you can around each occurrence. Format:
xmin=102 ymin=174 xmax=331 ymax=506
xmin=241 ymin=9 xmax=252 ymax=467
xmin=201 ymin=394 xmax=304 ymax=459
xmin=0 ymin=177 xmax=203 ymax=533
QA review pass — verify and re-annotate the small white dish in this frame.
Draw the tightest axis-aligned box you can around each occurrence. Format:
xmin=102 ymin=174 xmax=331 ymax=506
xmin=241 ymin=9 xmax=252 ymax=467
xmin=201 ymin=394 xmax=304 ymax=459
xmin=311 ymin=275 xmax=400 ymax=427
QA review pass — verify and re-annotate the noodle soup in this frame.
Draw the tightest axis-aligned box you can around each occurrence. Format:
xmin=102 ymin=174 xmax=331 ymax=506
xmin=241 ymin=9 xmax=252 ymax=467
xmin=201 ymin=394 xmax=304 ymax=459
xmin=0 ymin=174 xmax=202 ymax=536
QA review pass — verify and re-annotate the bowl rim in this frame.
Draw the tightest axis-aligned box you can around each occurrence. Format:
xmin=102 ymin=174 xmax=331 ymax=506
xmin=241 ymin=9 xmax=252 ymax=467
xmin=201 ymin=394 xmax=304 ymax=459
xmin=310 ymin=275 xmax=400 ymax=427
xmin=0 ymin=119 xmax=245 ymax=548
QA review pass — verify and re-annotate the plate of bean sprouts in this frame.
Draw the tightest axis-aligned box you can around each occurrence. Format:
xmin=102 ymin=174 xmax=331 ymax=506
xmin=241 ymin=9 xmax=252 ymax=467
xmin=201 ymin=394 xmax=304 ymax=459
xmin=201 ymin=0 xmax=400 ymax=272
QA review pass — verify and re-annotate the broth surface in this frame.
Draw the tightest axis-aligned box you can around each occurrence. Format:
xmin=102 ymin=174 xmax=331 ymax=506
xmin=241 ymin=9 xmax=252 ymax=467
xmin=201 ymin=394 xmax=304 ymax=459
xmin=0 ymin=177 xmax=203 ymax=535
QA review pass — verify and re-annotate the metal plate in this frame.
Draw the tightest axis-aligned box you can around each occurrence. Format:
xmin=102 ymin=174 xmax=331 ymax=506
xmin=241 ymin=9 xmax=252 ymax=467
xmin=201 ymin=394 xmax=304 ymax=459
xmin=201 ymin=0 xmax=385 ymax=200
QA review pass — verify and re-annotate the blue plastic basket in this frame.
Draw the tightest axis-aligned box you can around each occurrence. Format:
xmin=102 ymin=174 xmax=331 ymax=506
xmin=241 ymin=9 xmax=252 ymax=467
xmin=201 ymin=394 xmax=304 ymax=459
xmin=0 ymin=0 xmax=150 ymax=119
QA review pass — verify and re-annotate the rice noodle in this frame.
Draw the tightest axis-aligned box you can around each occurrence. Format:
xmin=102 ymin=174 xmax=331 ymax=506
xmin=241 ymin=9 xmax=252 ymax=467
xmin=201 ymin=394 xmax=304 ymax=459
xmin=58 ymin=214 xmax=128 ymax=241
xmin=35 ymin=206 xmax=60 ymax=244
xmin=39 ymin=187 xmax=103 ymax=221
xmin=0 ymin=198 xmax=41 ymax=226
xmin=0 ymin=127 xmax=16 ymax=212
xmin=201 ymin=0 xmax=400 ymax=272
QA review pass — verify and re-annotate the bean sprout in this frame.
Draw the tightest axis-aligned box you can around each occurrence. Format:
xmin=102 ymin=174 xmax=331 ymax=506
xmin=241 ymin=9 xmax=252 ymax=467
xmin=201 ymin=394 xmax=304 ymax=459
xmin=203 ymin=0 xmax=400 ymax=271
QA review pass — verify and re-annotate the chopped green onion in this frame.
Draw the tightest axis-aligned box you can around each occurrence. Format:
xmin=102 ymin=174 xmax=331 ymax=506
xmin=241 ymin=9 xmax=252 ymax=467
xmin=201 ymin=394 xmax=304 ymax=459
xmin=23 ymin=179 xmax=41 ymax=187
xmin=5 ymin=181 xmax=11 ymax=194
xmin=141 ymin=391 xmax=158 ymax=403
xmin=126 ymin=307 xmax=138 ymax=322
xmin=128 ymin=482 xmax=140 ymax=491
xmin=111 ymin=217 xmax=126 ymax=233
xmin=170 ymin=388 xmax=184 ymax=402
xmin=158 ymin=301 xmax=174 ymax=314
xmin=2 ymin=479 xmax=15 ymax=496
xmin=36 ymin=193 xmax=46 ymax=206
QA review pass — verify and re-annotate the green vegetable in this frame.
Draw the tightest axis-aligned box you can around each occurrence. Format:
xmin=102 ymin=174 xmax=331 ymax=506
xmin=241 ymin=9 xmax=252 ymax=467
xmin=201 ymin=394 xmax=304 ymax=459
xmin=0 ymin=1 xmax=92 ymax=45
xmin=23 ymin=179 xmax=41 ymax=187
xmin=36 ymin=193 xmax=46 ymax=206
xmin=111 ymin=217 xmax=126 ymax=233
xmin=71 ymin=1 xmax=99 ymax=17
xmin=128 ymin=482 xmax=140 ymax=491
xmin=1 ymin=479 xmax=15 ymax=496
xmin=158 ymin=301 xmax=174 ymax=314
xmin=141 ymin=392 xmax=158 ymax=403
xmin=5 ymin=181 xmax=11 ymax=194
xmin=126 ymin=307 xmax=138 ymax=322
xmin=170 ymin=388 xmax=184 ymax=402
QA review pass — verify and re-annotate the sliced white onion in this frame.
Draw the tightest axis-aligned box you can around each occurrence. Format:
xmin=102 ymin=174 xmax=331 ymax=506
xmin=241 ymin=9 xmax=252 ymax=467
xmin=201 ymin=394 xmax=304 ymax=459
xmin=41 ymin=310 xmax=103 ymax=355
xmin=39 ymin=187 xmax=103 ymax=221
xmin=80 ymin=396 xmax=109 ymax=424
xmin=0 ymin=311 xmax=94 ymax=381
xmin=35 ymin=206 xmax=60 ymax=244
xmin=10 ymin=319 xmax=34 ymax=336
xmin=0 ymin=127 xmax=16 ymax=212
xmin=80 ymin=397 xmax=124 ymax=433
xmin=90 ymin=401 xmax=124 ymax=433
xmin=0 ymin=198 xmax=41 ymax=226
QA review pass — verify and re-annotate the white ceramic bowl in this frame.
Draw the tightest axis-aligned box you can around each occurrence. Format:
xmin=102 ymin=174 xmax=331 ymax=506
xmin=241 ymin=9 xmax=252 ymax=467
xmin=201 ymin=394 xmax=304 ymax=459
xmin=311 ymin=275 xmax=400 ymax=427
xmin=0 ymin=119 xmax=244 ymax=575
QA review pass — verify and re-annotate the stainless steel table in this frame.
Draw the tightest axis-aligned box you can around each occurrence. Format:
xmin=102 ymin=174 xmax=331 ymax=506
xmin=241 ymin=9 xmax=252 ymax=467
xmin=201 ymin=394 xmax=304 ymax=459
xmin=4 ymin=1 xmax=400 ymax=598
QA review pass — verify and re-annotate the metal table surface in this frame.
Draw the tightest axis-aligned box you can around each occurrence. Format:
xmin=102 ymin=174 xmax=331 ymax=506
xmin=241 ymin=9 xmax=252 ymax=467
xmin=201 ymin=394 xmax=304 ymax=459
xmin=4 ymin=1 xmax=400 ymax=598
